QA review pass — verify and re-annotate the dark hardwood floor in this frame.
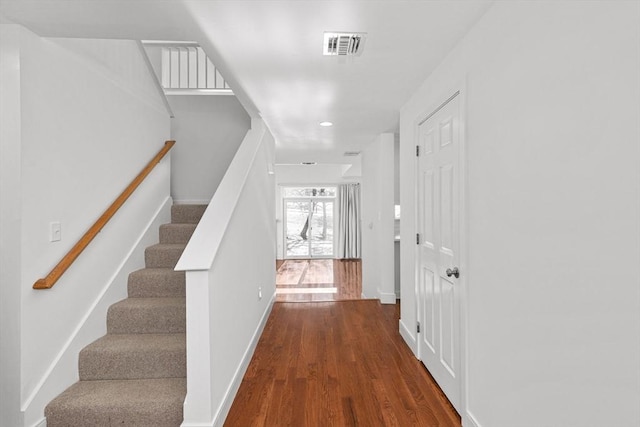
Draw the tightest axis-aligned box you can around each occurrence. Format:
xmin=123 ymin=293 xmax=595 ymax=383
xmin=225 ymin=300 xmax=460 ymax=426
xmin=275 ymin=259 xmax=362 ymax=302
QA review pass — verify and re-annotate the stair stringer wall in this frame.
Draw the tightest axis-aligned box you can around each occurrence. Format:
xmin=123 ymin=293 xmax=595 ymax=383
xmin=178 ymin=119 xmax=276 ymax=427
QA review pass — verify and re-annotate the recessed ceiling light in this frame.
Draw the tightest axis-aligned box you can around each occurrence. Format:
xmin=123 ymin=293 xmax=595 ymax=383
xmin=319 ymin=121 xmax=333 ymax=127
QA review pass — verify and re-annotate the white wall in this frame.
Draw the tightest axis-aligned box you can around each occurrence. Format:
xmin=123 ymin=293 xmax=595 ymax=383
xmin=0 ymin=23 xmax=24 ymax=427
xmin=142 ymin=44 xmax=162 ymax=82
xmin=274 ymin=163 xmax=360 ymax=259
xmin=399 ymin=2 xmax=640 ymax=426
xmin=394 ymin=134 xmax=401 ymax=296
xmin=0 ymin=25 xmax=171 ymax=426
xmin=176 ymin=119 xmax=276 ymax=426
xmin=275 ymin=163 xmax=359 ymax=185
xmin=168 ymin=95 xmax=250 ymax=203
xmin=394 ymin=134 xmax=400 ymax=205
xmin=361 ymin=133 xmax=395 ymax=302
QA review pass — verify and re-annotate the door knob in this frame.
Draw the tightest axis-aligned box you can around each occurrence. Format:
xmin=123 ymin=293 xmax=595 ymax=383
xmin=446 ymin=267 xmax=459 ymax=278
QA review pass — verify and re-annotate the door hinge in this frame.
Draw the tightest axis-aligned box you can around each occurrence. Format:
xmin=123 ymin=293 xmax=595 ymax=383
xmin=416 ymin=233 xmax=420 ymax=245
xmin=417 ymin=322 xmax=421 ymax=333
xmin=416 ymin=145 xmax=420 ymax=157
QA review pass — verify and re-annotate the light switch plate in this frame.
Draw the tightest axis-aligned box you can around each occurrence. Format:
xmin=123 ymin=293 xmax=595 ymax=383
xmin=50 ymin=222 xmax=61 ymax=242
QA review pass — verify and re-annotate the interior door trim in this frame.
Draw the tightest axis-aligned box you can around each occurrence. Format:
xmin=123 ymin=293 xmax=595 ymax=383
xmin=417 ymin=91 xmax=460 ymax=126
xmin=413 ymin=83 xmax=469 ymax=421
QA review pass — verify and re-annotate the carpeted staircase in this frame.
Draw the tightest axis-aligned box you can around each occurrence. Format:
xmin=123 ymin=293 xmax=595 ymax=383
xmin=45 ymin=204 xmax=207 ymax=427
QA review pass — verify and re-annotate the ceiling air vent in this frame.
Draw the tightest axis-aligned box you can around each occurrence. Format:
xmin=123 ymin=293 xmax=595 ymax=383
xmin=343 ymin=151 xmax=361 ymax=157
xmin=323 ymin=32 xmax=366 ymax=56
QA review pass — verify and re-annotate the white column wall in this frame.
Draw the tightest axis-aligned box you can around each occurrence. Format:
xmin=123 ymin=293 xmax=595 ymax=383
xmin=361 ymin=133 xmax=396 ymax=302
xmin=400 ymin=2 xmax=640 ymax=426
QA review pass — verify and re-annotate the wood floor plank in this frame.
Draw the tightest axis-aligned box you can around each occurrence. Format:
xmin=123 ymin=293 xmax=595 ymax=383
xmin=263 ymin=378 xmax=284 ymax=425
xmin=334 ymin=259 xmax=362 ymax=300
xmin=225 ymin=300 xmax=460 ymax=427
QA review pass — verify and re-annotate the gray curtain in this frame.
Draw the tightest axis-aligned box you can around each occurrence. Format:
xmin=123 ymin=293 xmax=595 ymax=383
xmin=337 ymin=183 xmax=361 ymax=259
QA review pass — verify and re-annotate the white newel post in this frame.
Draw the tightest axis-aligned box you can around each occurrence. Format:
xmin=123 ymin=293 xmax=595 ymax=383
xmin=181 ymin=270 xmax=214 ymax=426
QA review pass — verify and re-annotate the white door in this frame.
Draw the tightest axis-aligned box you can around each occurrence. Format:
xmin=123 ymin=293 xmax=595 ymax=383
xmin=417 ymin=93 xmax=462 ymax=412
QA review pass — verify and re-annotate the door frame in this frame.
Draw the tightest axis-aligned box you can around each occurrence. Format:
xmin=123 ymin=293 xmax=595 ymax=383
xmin=282 ymin=195 xmax=337 ymax=259
xmin=413 ymin=83 xmax=469 ymax=419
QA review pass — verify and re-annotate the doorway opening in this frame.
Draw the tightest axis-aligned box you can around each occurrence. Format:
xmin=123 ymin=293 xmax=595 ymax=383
xmin=277 ymin=185 xmax=361 ymax=302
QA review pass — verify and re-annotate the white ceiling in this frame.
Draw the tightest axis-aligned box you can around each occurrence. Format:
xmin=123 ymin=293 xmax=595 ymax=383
xmin=0 ymin=0 xmax=493 ymax=165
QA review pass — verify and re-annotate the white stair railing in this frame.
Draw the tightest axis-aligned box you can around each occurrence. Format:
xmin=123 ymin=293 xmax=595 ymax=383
xmin=142 ymin=41 xmax=233 ymax=95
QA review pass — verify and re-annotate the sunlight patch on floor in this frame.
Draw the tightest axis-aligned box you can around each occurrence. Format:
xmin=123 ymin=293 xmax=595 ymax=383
xmin=276 ymin=287 xmax=338 ymax=294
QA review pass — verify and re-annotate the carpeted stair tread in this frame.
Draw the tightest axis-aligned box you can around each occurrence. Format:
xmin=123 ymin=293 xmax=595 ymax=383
xmin=144 ymin=243 xmax=186 ymax=268
xmin=159 ymin=223 xmax=197 ymax=244
xmin=107 ymin=297 xmax=186 ymax=334
xmin=44 ymin=203 xmax=201 ymax=426
xmin=44 ymin=377 xmax=186 ymax=427
xmin=128 ymin=268 xmax=185 ymax=298
xmin=79 ymin=333 xmax=186 ymax=380
xmin=171 ymin=204 xmax=207 ymax=224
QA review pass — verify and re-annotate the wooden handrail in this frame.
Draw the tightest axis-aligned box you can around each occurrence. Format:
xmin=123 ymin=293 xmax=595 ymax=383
xmin=33 ymin=140 xmax=176 ymax=290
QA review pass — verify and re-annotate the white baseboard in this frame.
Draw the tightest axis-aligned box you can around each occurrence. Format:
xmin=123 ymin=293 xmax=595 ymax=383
xmin=399 ymin=318 xmax=418 ymax=356
xmin=20 ymin=196 xmax=172 ymax=425
xmin=378 ymin=290 xmax=397 ymax=304
xmin=31 ymin=417 xmax=46 ymax=427
xmin=181 ymin=421 xmax=214 ymax=427
xmin=173 ymin=199 xmax=210 ymax=205
xmin=211 ymin=293 xmax=275 ymax=427
xmin=463 ymin=410 xmax=482 ymax=427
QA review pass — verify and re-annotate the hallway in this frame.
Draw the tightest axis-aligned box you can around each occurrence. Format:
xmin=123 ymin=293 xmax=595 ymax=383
xmin=225 ymin=300 xmax=460 ymax=426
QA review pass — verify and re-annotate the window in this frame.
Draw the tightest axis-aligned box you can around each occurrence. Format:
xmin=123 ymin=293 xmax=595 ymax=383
xmin=281 ymin=186 xmax=337 ymax=258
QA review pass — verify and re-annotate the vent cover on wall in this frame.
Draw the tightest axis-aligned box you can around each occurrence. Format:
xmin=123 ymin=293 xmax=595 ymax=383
xmin=343 ymin=151 xmax=361 ymax=157
xmin=323 ymin=32 xmax=367 ymax=56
